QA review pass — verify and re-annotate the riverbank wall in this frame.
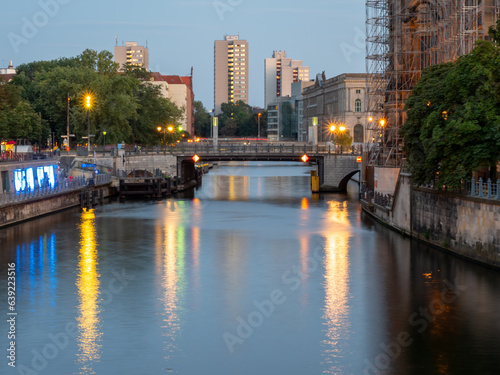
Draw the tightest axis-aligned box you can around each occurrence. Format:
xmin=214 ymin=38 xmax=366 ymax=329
xmin=362 ymin=173 xmax=500 ymax=268
xmin=0 ymin=184 xmax=115 ymax=229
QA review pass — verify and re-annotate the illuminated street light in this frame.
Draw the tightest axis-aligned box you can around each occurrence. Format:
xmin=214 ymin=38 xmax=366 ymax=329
xmin=82 ymin=93 xmax=94 ymax=153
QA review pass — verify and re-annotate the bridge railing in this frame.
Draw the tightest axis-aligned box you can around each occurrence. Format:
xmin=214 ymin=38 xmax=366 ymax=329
xmin=113 ymin=143 xmax=363 ymax=156
xmin=0 ymin=174 xmax=112 ymax=207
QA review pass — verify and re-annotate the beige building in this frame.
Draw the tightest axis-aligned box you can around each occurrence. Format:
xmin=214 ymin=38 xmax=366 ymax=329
xmin=214 ymin=35 xmax=249 ymax=115
xmin=114 ymin=42 xmax=149 ymax=70
xmin=302 ymin=73 xmax=377 ymax=145
xmin=0 ymin=61 xmax=16 ymax=82
xmin=265 ymin=51 xmax=309 ymax=109
xmin=151 ymin=73 xmax=195 ymax=136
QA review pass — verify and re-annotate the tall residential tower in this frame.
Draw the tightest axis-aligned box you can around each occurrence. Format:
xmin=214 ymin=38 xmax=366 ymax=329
xmin=264 ymin=51 xmax=309 ymax=109
xmin=114 ymin=41 xmax=149 ymax=70
xmin=214 ymin=35 xmax=249 ymax=115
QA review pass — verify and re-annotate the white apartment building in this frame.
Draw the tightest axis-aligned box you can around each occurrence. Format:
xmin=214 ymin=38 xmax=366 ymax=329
xmin=264 ymin=51 xmax=309 ymax=109
xmin=114 ymin=42 xmax=149 ymax=70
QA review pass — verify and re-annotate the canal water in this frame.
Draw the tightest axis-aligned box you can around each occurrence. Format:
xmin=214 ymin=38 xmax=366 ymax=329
xmin=1 ymin=161 xmax=500 ymax=375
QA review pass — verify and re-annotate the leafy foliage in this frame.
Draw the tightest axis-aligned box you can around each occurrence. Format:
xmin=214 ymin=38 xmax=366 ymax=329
xmin=194 ymin=101 xmax=211 ymax=138
xmin=402 ymin=33 xmax=500 ymax=188
xmin=6 ymin=49 xmax=182 ymax=147
xmin=218 ymin=101 xmax=264 ymax=137
xmin=0 ymin=78 xmax=46 ymax=141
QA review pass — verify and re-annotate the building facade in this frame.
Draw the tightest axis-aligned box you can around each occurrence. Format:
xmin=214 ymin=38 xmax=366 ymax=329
xmin=0 ymin=61 xmax=16 ymax=82
xmin=114 ymin=42 xmax=149 ymax=70
xmin=302 ymin=73 xmax=374 ymax=145
xmin=291 ymin=81 xmax=314 ymax=142
xmin=151 ymin=72 xmax=195 ymax=136
xmin=264 ymin=51 xmax=309 ymax=109
xmin=266 ymin=80 xmax=314 ymax=142
xmin=214 ymin=35 xmax=249 ymax=115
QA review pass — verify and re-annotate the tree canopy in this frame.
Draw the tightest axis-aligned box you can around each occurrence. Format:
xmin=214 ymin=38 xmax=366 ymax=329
xmin=217 ymin=101 xmax=266 ymax=137
xmin=6 ymin=49 xmax=182 ymax=147
xmin=402 ymin=24 xmax=500 ymax=188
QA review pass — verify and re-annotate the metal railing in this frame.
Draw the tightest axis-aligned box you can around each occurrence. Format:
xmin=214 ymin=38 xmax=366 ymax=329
xmin=0 ymin=151 xmax=56 ymax=163
xmin=106 ymin=143 xmax=364 ymax=156
xmin=465 ymin=178 xmax=500 ymax=200
xmin=0 ymin=174 xmax=112 ymax=207
xmin=361 ymin=185 xmax=391 ymax=207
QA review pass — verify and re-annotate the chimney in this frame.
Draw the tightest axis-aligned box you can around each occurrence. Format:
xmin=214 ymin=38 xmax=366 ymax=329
xmin=8 ymin=60 xmax=13 ymax=69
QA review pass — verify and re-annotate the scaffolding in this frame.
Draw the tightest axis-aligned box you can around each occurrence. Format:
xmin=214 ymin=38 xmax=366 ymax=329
xmin=366 ymin=0 xmax=500 ymax=166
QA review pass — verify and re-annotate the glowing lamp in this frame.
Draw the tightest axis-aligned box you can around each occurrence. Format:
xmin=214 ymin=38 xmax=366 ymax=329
xmin=301 ymin=154 xmax=309 ymax=163
xmin=192 ymin=154 xmax=200 ymax=163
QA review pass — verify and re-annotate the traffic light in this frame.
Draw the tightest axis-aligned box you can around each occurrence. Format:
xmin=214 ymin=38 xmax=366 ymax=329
xmin=192 ymin=154 xmax=200 ymax=163
xmin=301 ymin=154 xmax=309 ymax=163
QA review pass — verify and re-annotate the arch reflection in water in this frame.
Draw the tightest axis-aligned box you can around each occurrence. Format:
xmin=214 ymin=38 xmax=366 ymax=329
xmin=76 ymin=208 xmax=102 ymax=373
xmin=322 ymin=200 xmax=352 ymax=373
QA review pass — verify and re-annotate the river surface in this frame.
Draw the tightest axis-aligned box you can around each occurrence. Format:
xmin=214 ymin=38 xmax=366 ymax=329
xmin=1 ymin=161 xmax=500 ymax=375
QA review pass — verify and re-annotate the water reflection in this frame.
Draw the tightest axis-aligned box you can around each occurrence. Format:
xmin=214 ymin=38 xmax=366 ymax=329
xmin=76 ymin=208 xmax=102 ymax=374
xmin=322 ymin=200 xmax=352 ymax=372
xmin=156 ymin=212 xmax=185 ymax=360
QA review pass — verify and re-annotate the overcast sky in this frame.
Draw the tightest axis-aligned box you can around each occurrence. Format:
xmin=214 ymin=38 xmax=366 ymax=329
xmin=1 ymin=0 xmax=366 ymax=110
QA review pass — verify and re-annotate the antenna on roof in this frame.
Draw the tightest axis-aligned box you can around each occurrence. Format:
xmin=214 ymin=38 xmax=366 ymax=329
xmin=115 ymin=35 xmax=118 ymax=46
xmin=146 ymin=40 xmax=148 ymax=49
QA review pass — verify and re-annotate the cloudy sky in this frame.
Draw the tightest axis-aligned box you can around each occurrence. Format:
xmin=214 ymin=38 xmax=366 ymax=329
xmin=1 ymin=0 xmax=366 ymax=110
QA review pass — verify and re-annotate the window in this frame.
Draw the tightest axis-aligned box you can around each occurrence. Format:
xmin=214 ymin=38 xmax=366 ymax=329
xmin=354 ymin=124 xmax=364 ymax=143
xmin=356 ymin=89 xmax=361 ymax=94
xmin=355 ymin=99 xmax=362 ymax=113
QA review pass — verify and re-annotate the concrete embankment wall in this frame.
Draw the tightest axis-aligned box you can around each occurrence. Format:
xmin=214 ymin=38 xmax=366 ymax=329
xmin=0 ymin=185 xmax=115 ymax=228
xmin=411 ymin=188 xmax=500 ymax=267
xmin=364 ymin=174 xmax=500 ymax=268
xmin=73 ymin=154 xmax=178 ymax=178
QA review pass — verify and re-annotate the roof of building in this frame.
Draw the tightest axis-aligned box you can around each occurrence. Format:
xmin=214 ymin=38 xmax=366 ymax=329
xmin=150 ymin=72 xmax=193 ymax=92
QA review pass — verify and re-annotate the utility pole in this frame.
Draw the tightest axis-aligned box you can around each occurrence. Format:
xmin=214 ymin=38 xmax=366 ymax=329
xmin=66 ymin=93 xmax=70 ymax=151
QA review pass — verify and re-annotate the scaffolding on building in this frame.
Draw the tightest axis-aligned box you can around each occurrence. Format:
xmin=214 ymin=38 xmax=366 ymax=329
xmin=366 ymin=0 xmax=500 ymax=166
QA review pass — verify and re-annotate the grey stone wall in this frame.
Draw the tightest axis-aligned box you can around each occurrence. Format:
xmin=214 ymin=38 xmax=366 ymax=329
xmin=322 ymin=155 xmax=359 ymax=191
xmin=411 ymin=188 xmax=500 ymax=267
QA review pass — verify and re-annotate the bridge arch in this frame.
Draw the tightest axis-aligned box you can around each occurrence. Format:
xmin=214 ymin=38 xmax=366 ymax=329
xmin=337 ymin=170 xmax=360 ymax=192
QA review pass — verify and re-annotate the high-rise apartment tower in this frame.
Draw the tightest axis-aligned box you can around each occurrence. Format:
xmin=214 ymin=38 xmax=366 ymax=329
xmin=214 ymin=35 xmax=249 ymax=114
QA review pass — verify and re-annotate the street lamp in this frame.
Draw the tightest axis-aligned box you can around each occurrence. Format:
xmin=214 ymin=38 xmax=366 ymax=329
xmin=328 ymin=123 xmax=346 ymax=151
xmin=379 ymin=118 xmax=386 ymax=153
xmin=103 ymin=131 xmax=106 ymax=148
xmin=258 ymin=112 xmax=261 ymax=139
xmin=85 ymin=94 xmax=93 ymax=152
xmin=157 ymin=126 xmax=165 ymax=145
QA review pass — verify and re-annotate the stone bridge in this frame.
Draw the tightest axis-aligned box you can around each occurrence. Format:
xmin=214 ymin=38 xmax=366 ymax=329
xmin=73 ymin=144 xmax=361 ymax=192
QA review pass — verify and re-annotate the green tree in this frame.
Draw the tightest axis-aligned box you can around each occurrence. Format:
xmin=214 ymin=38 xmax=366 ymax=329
xmin=194 ymin=101 xmax=211 ymax=137
xmin=9 ymin=50 xmax=182 ymax=147
xmin=0 ymin=79 xmax=46 ymax=142
xmin=219 ymin=100 xmax=256 ymax=136
xmin=402 ymin=38 xmax=500 ymax=188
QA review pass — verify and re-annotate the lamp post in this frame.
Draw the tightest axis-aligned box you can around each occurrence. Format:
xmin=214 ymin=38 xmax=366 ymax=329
xmin=103 ymin=131 xmax=106 ymax=149
xmin=85 ymin=94 xmax=93 ymax=153
xmin=329 ymin=124 xmax=346 ymax=150
xmin=379 ymin=118 xmax=386 ymax=154
xmin=157 ymin=126 xmax=164 ymax=145
xmin=258 ymin=112 xmax=261 ymax=139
